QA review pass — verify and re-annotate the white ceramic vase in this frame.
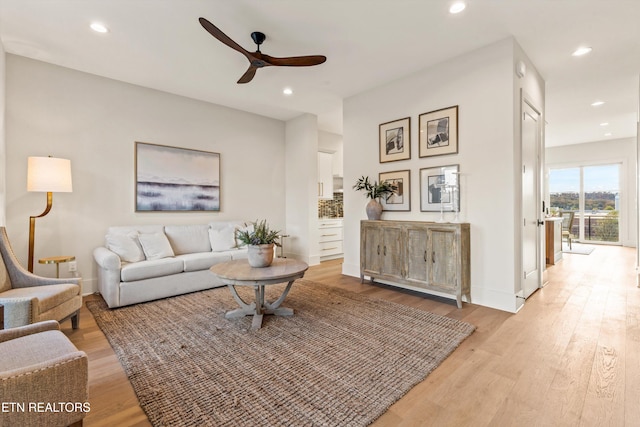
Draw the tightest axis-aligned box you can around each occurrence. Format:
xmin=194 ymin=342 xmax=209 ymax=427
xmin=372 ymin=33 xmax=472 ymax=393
xmin=247 ymin=243 xmax=275 ymax=268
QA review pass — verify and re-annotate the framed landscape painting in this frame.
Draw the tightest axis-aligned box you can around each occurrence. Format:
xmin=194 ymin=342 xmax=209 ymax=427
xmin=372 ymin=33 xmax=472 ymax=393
xmin=419 ymin=164 xmax=459 ymax=212
xmin=135 ymin=142 xmax=220 ymax=211
xmin=379 ymin=117 xmax=411 ymax=163
xmin=379 ymin=170 xmax=410 ymax=211
xmin=419 ymin=106 xmax=458 ymax=158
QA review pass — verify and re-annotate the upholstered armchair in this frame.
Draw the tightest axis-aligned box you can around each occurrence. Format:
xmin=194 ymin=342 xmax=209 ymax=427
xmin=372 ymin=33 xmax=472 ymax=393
xmin=0 ymin=227 xmax=82 ymax=329
xmin=0 ymin=320 xmax=88 ymax=427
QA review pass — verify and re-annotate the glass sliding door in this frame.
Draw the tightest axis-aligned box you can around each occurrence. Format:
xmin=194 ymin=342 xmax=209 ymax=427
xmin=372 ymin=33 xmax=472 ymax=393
xmin=583 ymin=164 xmax=620 ymax=243
xmin=549 ymin=164 xmax=620 ymax=244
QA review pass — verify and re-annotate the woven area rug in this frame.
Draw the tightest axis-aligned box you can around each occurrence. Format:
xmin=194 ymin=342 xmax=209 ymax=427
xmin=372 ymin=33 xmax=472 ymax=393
xmin=87 ymin=279 xmax=475 ymax=427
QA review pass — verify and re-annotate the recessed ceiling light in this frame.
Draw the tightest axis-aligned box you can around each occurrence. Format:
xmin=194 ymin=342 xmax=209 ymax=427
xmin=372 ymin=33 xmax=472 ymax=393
xmin=449 ymin=2 xmax=466 ymax=13
xmin=283 ymin=87 xmax=293 ymax=96
xmin=90 ymin=22 xmax=109 ymax=33
xmin=572 ymin=46 xmax=592 ymax=56
xmin=604 ymin=133 xmax=612 ymax=136
xmin=600 ymin=122 xmax=609 ymax=126
xmin=591 ymin=101 xmax=605 ymax=107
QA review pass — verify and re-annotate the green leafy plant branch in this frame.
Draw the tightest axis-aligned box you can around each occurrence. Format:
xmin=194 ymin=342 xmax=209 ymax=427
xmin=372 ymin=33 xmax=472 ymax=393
xmin=235 ymin=219 xmax=282 ymax=246
xmin=353 ymin=176 xmax=397 ymax=201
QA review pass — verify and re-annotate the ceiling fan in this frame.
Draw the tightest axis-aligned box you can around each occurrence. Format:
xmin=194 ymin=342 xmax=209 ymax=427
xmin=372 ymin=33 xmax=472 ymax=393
xmin=199 ymin=17 xmax=327 ymax=84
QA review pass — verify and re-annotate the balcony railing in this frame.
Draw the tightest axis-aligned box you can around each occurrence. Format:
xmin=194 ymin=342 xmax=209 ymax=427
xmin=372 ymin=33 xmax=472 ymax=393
xmin=565 ymin=212 xmax=619 ymax=243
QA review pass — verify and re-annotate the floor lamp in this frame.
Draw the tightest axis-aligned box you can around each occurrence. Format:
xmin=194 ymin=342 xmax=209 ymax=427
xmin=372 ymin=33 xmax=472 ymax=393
xmin=27 ymin=156 xmax=73 ymax=273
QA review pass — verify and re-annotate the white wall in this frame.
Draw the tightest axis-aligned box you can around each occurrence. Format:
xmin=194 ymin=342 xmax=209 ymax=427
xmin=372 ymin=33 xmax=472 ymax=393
xmin=318 ymin=130 xmax=343 ymax=176
xmin=5 ymin=55 xmax=286 ymax=293
xmin=285 ymin=114 xmax=319 ymax=264
xmin=343 ymin=38 xmax=544 ymax=312
xmin=546 ymin=137 xmax=637 ymax=247
xmin=0 ymin=42 xmax=6 ymax=226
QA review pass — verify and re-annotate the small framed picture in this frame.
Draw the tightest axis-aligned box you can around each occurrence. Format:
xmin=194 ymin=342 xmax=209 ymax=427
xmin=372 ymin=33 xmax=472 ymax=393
xmin=379 ymin=117 xmax=411 ymax=163
xmin=419 ymin=164 xmax=460 ymax=212
xmin=419 ymin=106 xmax=458 ymax=158
xmin=379 ymin=170 xmax=410 ymax=211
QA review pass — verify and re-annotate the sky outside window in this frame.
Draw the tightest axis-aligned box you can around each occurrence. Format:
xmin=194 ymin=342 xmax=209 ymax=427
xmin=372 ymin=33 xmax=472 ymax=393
xmin=550 ymin=165 xmax=619 ymax=193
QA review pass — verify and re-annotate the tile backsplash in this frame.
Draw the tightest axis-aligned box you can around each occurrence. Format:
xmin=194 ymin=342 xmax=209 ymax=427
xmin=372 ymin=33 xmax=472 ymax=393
xmin=318 ymin=192 xmax=343 ymax=218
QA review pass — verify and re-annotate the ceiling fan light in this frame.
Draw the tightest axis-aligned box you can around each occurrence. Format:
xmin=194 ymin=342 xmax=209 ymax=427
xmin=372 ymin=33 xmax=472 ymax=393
xmin=90 ymin=22 xmax=109 ymax=33
xmin=572 ymin=46 xmax=592 ymax=56
xmin=449 ymin=2 xmax=466 ymax=14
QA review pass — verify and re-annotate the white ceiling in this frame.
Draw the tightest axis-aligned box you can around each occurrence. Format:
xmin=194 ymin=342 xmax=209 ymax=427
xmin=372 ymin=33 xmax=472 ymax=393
xmin=1 ymin=0 xmax=638 ymax=147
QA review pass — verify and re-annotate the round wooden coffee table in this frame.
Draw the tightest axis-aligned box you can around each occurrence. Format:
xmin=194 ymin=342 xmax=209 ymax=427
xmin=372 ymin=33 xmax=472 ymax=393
xmin=210 ymin=258 xmax=308 ymax=329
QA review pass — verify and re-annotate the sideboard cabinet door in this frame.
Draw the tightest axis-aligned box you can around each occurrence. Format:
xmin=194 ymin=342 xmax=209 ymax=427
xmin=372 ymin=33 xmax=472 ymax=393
xmin=361 ymin=221 xmax=382 ymax=279
xmin=381 ymin=225 xmax=403 ymax=279
xmin=427 ymin=227 xmax=458 ymax=291
xmin=405 ymin=224 xmax=429 ymax=287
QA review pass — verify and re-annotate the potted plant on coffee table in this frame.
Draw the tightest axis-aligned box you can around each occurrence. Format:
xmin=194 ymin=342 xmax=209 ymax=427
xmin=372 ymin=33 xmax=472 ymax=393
xmin=353 ymin=176 xmax=397 ymax=220
xmin=235 ymin=219 xmax=281 ymax=267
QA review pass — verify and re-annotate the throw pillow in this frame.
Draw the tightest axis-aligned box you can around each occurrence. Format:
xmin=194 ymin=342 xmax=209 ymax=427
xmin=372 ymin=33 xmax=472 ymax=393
xmin=138 ymin=232 xmax=175 ymax=260
xmin=209 ymin=227 xmax=236 ymax=252
xmin=106 ymin=232 xmax=145 ymax=263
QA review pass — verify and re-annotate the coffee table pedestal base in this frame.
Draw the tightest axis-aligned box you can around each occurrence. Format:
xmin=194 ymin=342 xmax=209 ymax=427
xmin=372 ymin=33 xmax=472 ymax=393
xmin=224 ymin=280 xmax=296 ymax=329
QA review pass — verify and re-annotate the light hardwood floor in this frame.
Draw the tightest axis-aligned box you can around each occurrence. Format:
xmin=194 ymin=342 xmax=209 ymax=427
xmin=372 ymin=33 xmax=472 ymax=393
xmin=61 ymin=244 xmax=638 ymax=426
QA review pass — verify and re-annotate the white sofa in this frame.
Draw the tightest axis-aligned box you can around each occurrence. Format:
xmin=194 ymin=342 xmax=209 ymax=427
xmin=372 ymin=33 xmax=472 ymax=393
xmin=93 ymin=222 xmax=249 ymax=308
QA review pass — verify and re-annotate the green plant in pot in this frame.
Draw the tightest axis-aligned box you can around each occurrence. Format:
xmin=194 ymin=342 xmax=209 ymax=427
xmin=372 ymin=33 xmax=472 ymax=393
xmin=353 ymin=176 xmax=397 ymax=220
xmin=235 ymin=219 xmax=281 ymax=267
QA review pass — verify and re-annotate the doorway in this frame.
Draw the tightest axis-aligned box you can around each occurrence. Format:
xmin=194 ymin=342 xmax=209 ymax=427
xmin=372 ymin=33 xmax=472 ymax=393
xmin=521 ymin=99 xmax=543 ymax=299
xmin=549 ymin=163 xmax=621 ymax=245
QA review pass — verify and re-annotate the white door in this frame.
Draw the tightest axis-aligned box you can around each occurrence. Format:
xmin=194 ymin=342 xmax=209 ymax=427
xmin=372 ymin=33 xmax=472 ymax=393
xmin=522 ymin=99 xmax=542 ymax=299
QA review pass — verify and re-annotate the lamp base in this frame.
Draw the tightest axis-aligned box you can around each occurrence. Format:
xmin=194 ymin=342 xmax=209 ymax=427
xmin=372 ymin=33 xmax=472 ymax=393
xmin=28 ymin=192 xmax=53 ymax=273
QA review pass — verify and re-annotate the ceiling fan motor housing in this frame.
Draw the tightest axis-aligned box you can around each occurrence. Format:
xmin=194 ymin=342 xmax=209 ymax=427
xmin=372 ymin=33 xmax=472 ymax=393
xmin=251 ymin=32 xmax=266 ymax=47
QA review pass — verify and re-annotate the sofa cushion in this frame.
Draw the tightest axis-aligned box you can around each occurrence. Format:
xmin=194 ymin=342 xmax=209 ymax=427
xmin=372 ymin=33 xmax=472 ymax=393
xmin=105 ymin=232 xmax=145 ymax=263
xmin=0 ymin=284 xmax=80 ymax=314
xmin=107 ymin=225 xmax=164 ymax=236
xmin=121 ymin=258 xmax=184 ymax=282
xmin=165 ymin=225 xmax=211 ymax=255
xmin=209 ymin=227 xmax=236 ymax=252
xmin=138 ymin=232 xmax=175 ymax=260
xmin=230 ymin=250 xmax=249 ymax=261
xmin=0 ymin=330 xmax=80 ymax=371
xmin=176 ymin=252 xmax=233 ymax=272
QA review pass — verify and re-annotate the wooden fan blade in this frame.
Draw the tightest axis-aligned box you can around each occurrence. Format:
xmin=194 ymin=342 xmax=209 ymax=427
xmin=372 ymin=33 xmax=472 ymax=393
xmin=199 ymin=17 xmax=254 ymax=61
xmin=237 ymin=65 xmax=258 ymax=84
xmin=261 ymin=54 xmax=327 ymax=67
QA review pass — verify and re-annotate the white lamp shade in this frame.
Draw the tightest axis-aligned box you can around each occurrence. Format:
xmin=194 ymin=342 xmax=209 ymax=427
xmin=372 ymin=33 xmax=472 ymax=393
xmin=27 ymin=156 xmax=73 ymax=192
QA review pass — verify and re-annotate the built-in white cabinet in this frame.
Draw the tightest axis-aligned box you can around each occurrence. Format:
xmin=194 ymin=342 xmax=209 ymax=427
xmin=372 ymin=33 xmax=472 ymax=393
xmin=319 ymin=218 xmax=343 ymax=260
xmin=317 ymin=152 xmax=334 ymax=199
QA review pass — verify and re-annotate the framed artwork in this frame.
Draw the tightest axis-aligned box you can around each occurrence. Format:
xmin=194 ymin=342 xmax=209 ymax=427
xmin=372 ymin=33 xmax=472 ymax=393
xmin=379 ymin=117 xmax=411 ymax=163
xmin=419 ymin=164 xmax=460 ymax=212
xmin=379 ymin=170 xmax=411 ymax=211
xmin=419 ymin=105 xmax=458 ymax=158
xmin=135 ymin=141 xmax=220 ymax=211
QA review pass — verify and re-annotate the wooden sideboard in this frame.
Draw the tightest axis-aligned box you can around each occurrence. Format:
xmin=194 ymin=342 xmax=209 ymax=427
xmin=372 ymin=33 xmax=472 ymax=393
xmin=545 ymin=217 xmax=563 ymax=265
xmin=360 ymin=220 xmax=470 ymax=308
